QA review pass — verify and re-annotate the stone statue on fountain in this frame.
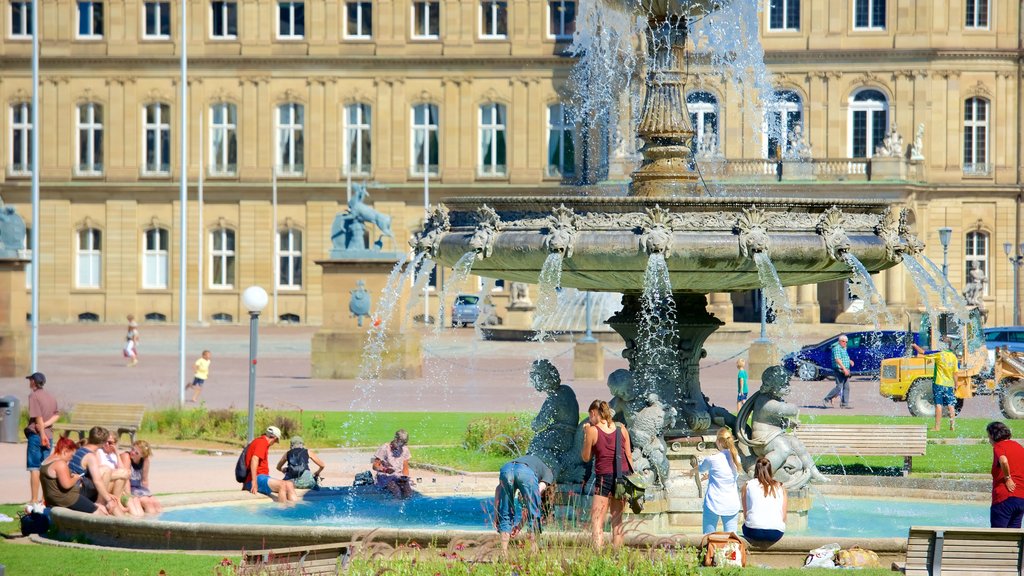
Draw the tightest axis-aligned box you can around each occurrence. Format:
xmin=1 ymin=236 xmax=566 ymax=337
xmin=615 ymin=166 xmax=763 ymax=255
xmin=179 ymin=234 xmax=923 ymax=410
xmin=509 ymin=282 xmax=532 ymax=308
xmin=526 ymin=359 xmax=580 ymax=481
xmin=963 ymin=263 xmax=989 ymax=323
xmin=784 ymin=123 xmax=812 ymax=160
xmin=875 ymin=123 xmax=905 ymax=158
xmin=734 ymin=366 xmax=828 ymax=489
xmin=330 ymin=183 xmax=397 ymax=258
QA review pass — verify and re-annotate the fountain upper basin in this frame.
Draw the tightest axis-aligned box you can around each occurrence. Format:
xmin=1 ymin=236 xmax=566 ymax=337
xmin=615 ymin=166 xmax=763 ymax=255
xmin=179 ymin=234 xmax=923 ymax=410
xmin=600 ymin=0 xmax=727 ymax=19
xmin=424 ymin=196 xmax=907 ymax=293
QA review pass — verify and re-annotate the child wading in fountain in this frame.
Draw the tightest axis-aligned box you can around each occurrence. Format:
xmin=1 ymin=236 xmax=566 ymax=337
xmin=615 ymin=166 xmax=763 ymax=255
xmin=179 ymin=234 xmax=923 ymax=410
xmin=185 ymin=350 xmax=211 ymax=403
xmin=736 ymin=358 xmax=749 ymax=412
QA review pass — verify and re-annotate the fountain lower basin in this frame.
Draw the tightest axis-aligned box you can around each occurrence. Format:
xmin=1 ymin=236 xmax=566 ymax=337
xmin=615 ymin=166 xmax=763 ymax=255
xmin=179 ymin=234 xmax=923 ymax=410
xmin=427 ymin=196 xmax=904 ymax=292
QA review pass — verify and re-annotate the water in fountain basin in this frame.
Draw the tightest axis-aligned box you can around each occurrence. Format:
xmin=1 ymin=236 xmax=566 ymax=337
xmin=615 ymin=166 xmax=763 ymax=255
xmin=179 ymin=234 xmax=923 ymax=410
xmin=635 ymin=253 xmax=681 ymax=406
xmin=841 ymin=252 xmax=894 ymax=327
xmin=532 ymin=252 xmax=565 ymax=342
xmin=752 ymin=252 xmax=800 ymax=359
xmin=435 ymin=252 xmax=477 ymax=335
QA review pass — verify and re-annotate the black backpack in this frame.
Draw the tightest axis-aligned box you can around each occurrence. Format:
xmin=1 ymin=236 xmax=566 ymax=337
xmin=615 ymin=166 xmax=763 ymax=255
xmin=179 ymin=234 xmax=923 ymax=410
xmin=234 ymin=443 xmax=251 ymax=483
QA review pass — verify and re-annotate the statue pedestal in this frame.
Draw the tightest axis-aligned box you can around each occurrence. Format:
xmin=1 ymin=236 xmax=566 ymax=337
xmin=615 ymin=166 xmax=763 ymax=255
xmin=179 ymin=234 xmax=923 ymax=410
xmin=870 ymin=157 xmax=908 ymax=181
xmin=0 ymin=258 xmax=29 ymax=376
xmin=748 ymin=339 xmax=779 ymax=384
xmin=311 ymin=257 xmax=422 ymax=380
xmin=502 ymin=305 xmax=535 ymax=330
xmin=781 ymin=160 xmax=814 ymax=181
xmin=573 ymin=340 xmax=604 ymax=380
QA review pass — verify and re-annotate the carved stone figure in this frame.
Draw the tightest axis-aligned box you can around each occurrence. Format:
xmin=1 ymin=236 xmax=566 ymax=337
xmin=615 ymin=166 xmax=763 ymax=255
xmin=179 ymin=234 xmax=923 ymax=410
xmin=874 ymin=206 xmax=904 ymax=263
xmin=639 ymin=205 xmax=675 ymax=256
xmin=349 ymin=280 xmax=372 ymax=327
xmin=784 ymin=123 xmax=812 ymax=160
xmin=627 ymin=393 xmax=676 ymax=487
xmin=330 ymin=183 xmax=396 ymax=256
xmin=0 ymin=204 xmax=26 ymax=258
xmin=469 ymin=205 xmax=502 ymax=260
xmin=526 ymin=359 xmax=580 ymax=481
xmin=909 ymin=123 xmax=925 ymax=160
xmin=410 ymin=204 xmax=450 ymax=259
xmin=509 ymin=282 xmax=532 ymax=308
xmin=963 ymin=263 xmax=988 ymax=322
xmin=543 ymin=204 xmax=580 ymax=258
xmin=816 ymin=206 xmax=851 ymax=261
xmin=735 ymin=206 xmax=771 ymax=258
xmin=606 ymin=368 xmax=644 ymax=426
xmin=875 ymin=123 xmax=905 ymax=158
xmin=734 ymin=366 xmax=828 ymax=489
xmin=695 ymin=122 xmax=722 ymax=159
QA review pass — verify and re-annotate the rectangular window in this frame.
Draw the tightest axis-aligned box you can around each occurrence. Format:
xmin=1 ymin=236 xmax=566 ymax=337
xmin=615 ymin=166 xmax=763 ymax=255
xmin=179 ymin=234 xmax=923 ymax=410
xmin=411 ymin=104 xmax=439 ymax=176
xmin=547 ymin=103 xmax=575 ymax=178
xmin=143 ymin=103 xmax=171 ymax=175
xmin=143 ymin=1 xmax=171 ymax=38
xmin=277 ymin=1 xmax=304 ymax=38
xmin=211 ymin=1 xmax=237 ymax=38
xmin=209 ymin=103 xmax=237 ymax=176
xmin=10 ymin=102 xmax=32 ymax=175
xmin=768 ymin=0 xmax=799 ymax=31
xmin=77 ymin=103 xmax=103 ymax=175
xmin=479 ymin=0 xmax=507 ymax=39
xmin=76 ymin=228 xmax=101 ymax=289
xmin=344 ymin=103 xmax=372 ymax=176
xmin=964 ymin=97 xmax=989 ymax=175
xmin=77 ymin=1 xmax=103 ymax=38
xmin=277 ymin=103 xmax=304 ymax=175
xmin=547 ymin=0 xmax=575 ymax=39
xmin=965 ymin=0 xmax=989 ymax=29
xmin=143 ymin=228 xmax=168 ymax=289
xmin=479 ymin=103 xmax=506 ymax=176
xmin=853 ymin=0 xmax=884 ymax=29
xmin=10 ymin=1 xmax=31 ymax=38
xmin=412 ymin=1 xmax=439 ymax=38
xmin=277 ymin=229 xmax=302 ymax=288
xmin=210 ymin=229 xmax=235 ymax=288
xmin=345 ymin=1 xmax=372 ymax=38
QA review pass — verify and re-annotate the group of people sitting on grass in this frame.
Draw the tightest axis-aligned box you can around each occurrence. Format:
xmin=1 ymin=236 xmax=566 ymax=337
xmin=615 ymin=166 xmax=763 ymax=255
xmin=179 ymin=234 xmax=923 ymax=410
xmin=238 ymin=426 xmax=414 ymax=502
xmin=493 ymin=400 xmax=789 ymax=552
xmin=40 ymin=426 xmax=162 ymax=516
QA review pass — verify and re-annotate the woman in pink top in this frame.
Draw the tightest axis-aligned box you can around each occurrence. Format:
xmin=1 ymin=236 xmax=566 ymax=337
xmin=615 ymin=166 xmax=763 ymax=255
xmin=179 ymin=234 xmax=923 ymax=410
xmin=581 ymin=399 xmax=635 ymax=550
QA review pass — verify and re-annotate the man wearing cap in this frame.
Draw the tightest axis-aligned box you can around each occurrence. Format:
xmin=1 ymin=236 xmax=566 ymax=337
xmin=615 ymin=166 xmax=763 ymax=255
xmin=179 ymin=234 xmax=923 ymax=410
xmin=243 ymin=426 xmax=298 ymax=503
xmin=276 ymin=436 xmax=326 ymax=489
xmin=25 ymin=372 xmax=59 ymax=506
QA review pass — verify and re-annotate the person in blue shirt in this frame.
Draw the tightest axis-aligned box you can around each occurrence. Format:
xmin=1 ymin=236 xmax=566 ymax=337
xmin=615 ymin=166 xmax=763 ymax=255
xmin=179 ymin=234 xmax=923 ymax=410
xmin=736 ymin=358 xmax=749 ymax=412
xmin=823 ymin=334 xmax=854 ymax=408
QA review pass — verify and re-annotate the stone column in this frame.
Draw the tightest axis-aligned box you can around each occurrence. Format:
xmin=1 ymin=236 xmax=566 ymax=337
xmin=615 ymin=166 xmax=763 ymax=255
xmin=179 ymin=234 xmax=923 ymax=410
xmin=311 ymin=257 xmax=422 ymax=379
xmin=794 ymin=284 xmax=820 ymax=324
xmin=884 ymin=266 xmax=908 ymax=319
xmin=0 ymin=257 xmax=30 ymax=376
xmin=706 ymin=292 xmax=733 ymax=324
xmin=573 ymin=340 xmax=604 ymax=380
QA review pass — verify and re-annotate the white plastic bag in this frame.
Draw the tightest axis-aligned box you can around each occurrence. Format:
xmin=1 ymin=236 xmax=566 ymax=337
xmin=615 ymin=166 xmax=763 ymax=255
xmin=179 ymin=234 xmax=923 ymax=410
xmin=804 ymin=543 xmax=841 ymax=568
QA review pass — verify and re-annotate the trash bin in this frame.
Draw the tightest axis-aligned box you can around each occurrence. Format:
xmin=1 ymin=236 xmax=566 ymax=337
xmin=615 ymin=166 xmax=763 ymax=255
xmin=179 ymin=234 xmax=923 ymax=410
xmin=0 ymin=395 xmax=19 ymax=443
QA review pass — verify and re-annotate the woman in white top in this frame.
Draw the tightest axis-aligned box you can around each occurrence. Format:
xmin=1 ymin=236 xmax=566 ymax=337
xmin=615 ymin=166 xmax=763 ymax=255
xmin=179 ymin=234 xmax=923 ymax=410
xmin=699 ymin=427 xmax=742 ymax=534
xmin=741 ymin=457 xmax=787 ymax=543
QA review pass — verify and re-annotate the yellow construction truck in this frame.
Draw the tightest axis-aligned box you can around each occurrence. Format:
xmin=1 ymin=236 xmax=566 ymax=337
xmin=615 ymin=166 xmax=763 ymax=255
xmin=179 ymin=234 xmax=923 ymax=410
xmin=878 ymin=310 xmax=1023 ymax=419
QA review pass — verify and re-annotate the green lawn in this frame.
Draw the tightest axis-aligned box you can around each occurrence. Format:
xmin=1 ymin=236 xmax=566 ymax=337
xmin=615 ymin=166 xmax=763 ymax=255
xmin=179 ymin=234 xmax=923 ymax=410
xmin=0 ymin=540 xmax=236 ymax=575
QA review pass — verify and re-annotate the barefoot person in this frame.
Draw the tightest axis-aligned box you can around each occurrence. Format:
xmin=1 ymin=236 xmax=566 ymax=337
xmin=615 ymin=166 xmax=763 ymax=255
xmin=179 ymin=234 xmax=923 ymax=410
xmin=493 ymin=454 xmax=556 ymax=553
xmin=373 ymin=430 xmax=414 ymax=499
xmin=40 ymin=437 xmax=108 ymax=515
xmin=185 ymin=350 xmax=211 ymax=403
xmin=741 ymin=457 xmax=787 ymax=544
xmin=581 ymin=399 xmax=634 ymax=550
xmin=242 ymin=426 xmax=299 ymax=503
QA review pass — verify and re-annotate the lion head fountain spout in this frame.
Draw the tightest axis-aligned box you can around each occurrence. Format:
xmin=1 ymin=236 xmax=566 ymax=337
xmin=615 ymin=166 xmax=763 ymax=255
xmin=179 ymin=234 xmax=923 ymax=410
xmin=734 ymin=206 xmax=771 ymax=258
xmin=468 ymin=205 xmax=502 ymax=260
xmin=410 ymin=204 xmax=450 ymax=259
xmin=543 ymin=204 xmax=580 ymax=258
xmin=816 ymin=207 xmax=852 ymax=261
xmin=639 ymin=205 xmax=675 ymax=256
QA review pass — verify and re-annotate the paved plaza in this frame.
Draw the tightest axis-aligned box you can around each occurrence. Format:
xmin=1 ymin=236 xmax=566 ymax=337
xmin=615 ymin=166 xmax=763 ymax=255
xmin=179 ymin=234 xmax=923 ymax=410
xmin=0 ymin=321 xmax=1011 ymax=503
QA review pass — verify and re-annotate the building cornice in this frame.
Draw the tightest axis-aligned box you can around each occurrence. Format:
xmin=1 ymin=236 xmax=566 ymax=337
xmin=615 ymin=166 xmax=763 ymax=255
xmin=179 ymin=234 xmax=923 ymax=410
xmin=761 ymin=48 xmax=1021 ymax=64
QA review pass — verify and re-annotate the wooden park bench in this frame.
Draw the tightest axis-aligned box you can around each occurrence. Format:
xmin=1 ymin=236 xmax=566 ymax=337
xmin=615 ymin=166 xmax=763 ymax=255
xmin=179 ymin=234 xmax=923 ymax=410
xmin=51 ymin=402 xmax=146 ymax=445
xmin=240 ymin=543 xmax=348 ymax=575
xmin=793 ymin=424 xmax=928 ymax=475
xmin=904 ymin=526 xmax=1024 ymax=575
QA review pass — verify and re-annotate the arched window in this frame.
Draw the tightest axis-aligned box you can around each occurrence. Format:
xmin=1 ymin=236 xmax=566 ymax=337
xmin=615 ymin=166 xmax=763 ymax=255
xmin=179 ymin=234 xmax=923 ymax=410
xmin=211 ymin=312 xmax=233 ymax=323
xmin=849 ymin=89 xmax=888 ymax=158
xmin=965 ymin=231 xmax=989 ymax=296
xmin=142 ymin=227 xmax=169 ymax=289
xmin=277 ymin=228 xmax=302 ymax=288
xmin=687 ymin=91 xmax=719 ymax=155
xmin=76 ymin=102 xmax=103 ymax=175
xmin=76 ymin=228 xmax=102 ymax=288
xmin=143 ymin=103 xmax=171 ymax=175
xmin=144 ymin=312 xmax=167 ymax=322
xmin=479 ymin=103 xmax=507 ymax=176
xmin=764 ymin=90 xmax=801 ymax=159
xmin=344 ymin=103 xmax=372 ymax=176
xmin=411 ymin=103 xmax=439 ymax=175
xmin=210 ymin=103 xmax=237 ymax=176
xmin=277 ymin=103 xmax=304 ymax=175
xmin=78 ymin=312 xmax=100 ymax=322
xmin=546 ymin=103 xmax=574 ymax=177
xmin=964 ymin=97 xmax=989 ymax=175
xmin=210 ymin=228 xmax=235 ymax=288
xmin=279 ymin=313 xmax=301 ymax=323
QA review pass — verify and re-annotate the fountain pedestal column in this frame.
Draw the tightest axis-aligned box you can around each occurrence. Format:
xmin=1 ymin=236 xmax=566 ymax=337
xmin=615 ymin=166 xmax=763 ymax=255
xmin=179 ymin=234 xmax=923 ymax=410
xmin=311 ymin=258 xmax=422 ymax=379
xmin=0 ymin=257 xmax=30 ymax=376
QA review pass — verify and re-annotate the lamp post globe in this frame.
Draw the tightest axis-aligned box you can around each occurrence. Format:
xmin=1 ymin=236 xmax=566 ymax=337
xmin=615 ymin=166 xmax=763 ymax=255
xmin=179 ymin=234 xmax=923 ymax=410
xmin=937 ymin=227 xmax=953 ymax=281
xmin=242 ymin=286 xmax=269 ymax=313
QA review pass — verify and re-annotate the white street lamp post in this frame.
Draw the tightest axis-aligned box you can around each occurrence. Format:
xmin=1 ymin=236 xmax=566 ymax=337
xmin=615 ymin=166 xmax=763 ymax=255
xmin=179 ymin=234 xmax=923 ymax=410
xmin=1004 ymin=242 xmax=1024 ymax=326
xmin=938 ymin=227 xmax=953 ymax=281
xmin=242 ymin=286 xmax=268 ymax=442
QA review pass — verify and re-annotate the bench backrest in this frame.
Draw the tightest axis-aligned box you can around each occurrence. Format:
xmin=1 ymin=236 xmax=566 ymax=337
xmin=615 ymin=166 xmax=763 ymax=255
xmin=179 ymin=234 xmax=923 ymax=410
xmin=68 ymin=403 xmax=146 ymax=425
xmin=906 ymin=526 xmax=1024 ymax=576
xmin=241 ymin=543 xmax=347 ymax=575
xmin=794 ymin=424 xmax=928 ymax=456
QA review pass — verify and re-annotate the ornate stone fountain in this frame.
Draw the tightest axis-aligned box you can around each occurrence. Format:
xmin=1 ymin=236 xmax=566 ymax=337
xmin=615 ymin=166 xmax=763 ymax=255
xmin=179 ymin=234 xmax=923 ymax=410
xmin=412 ymin=0 xmax=921 ymax=530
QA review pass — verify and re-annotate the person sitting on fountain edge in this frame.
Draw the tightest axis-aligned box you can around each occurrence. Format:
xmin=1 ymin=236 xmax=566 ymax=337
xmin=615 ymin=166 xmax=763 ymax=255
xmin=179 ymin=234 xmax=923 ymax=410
xmin=373 ymin=429 xmax=414 ymax=499
xmin=493 ymin=453 xmax=556 ymax=553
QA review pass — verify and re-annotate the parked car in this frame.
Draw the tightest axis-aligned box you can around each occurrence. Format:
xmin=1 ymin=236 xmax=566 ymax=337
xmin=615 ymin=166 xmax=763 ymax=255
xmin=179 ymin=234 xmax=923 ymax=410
xmin=451 ymin=294 xmax=481 ymax=327
xmin=983 ymin=326 xmax=1024 ymax=368
xmin=782 ymin=330 xmax=912 ymax=381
